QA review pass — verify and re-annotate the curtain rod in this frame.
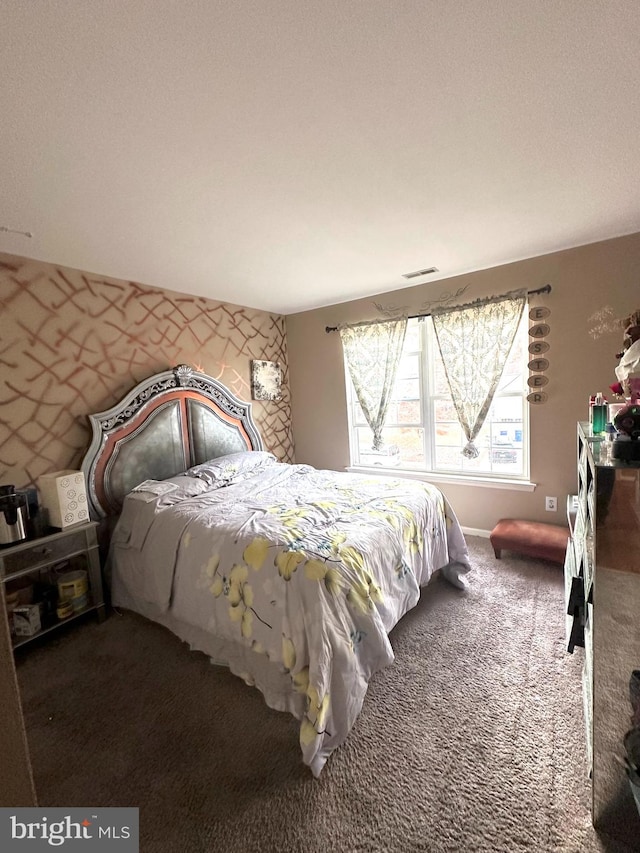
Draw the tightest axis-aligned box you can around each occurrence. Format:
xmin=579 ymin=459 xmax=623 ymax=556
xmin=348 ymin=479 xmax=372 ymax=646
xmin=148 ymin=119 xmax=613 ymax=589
xmin=325 ymin=283 xmax=551 ymax=333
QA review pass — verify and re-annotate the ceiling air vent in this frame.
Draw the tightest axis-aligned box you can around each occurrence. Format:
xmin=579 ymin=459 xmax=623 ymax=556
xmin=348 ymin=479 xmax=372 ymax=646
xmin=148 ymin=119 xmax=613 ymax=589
xmin=402 ymin=266 xmax=439 ymax=280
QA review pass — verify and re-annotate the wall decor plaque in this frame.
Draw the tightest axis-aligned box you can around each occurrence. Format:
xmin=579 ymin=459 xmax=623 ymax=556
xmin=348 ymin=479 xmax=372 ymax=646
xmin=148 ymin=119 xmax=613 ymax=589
xmin=528 ymin=357 xmax=550 ymax=372
xmin=529 ymin=305 xmax=551 ymax=321
xmin=527 ymin=391 xmax=548 ymax=404
xmin=529 ymin=322 xmax=551 ymax=338
xmin=251 ymin=359 xmax=283 ymax=401
xmin=528 ymin=340 xmax=550 ymax=355
xmin=527 ymin=374 xmax=549 ymax=388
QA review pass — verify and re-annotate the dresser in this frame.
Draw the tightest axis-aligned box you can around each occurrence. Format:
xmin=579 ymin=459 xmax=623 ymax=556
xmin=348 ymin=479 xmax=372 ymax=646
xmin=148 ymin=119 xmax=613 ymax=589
xmin=564 ymin=423 xmax=640 ymax=845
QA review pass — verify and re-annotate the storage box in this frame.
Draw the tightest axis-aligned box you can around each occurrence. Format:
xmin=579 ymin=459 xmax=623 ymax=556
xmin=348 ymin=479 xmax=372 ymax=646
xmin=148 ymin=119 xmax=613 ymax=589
xmin=38 ymin=470 xmax=89 ymax=529
xmin=13 ymin=603 xmax=41 ymax=637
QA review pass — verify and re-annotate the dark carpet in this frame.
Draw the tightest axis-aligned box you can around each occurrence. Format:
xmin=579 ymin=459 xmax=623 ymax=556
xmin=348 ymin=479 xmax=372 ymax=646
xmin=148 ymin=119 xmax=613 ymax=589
xmin=16 ymin=536 xmax=634 ymax=852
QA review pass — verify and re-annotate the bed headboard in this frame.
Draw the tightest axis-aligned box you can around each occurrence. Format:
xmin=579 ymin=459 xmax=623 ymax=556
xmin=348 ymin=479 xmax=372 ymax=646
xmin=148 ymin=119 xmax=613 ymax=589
xmin=81 ymin=364 xmax=263 ymax=518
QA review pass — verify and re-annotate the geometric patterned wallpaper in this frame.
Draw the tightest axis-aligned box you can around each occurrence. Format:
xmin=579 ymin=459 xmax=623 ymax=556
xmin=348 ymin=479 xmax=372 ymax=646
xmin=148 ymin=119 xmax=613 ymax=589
xmin=0 ymin=252 xmax=294 ymax=491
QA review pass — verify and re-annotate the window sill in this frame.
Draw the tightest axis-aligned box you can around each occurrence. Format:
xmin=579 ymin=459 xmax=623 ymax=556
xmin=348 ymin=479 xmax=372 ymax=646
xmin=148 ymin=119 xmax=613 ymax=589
xmin=346 ymin=466 xmax=537 ymax=492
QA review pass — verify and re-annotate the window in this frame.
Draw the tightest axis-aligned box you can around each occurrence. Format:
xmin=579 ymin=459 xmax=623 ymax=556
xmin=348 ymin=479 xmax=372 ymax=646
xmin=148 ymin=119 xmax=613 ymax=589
xmin=346 ymin=309 xmax=529 ymax=480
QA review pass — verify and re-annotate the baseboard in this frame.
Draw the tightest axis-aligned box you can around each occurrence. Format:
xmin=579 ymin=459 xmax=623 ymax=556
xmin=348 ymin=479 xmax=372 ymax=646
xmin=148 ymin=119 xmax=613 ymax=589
xmin=461 ymin=527 xmax=491 ymax=538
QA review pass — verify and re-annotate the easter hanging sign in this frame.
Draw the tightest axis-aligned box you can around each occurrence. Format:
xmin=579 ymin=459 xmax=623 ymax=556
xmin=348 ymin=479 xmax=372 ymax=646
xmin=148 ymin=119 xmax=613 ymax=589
xmin=527 ymin=304 xmax=550 ymax=404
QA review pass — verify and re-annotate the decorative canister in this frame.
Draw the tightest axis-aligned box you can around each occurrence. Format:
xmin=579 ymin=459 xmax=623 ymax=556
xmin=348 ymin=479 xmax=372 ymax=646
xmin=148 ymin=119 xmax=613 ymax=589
xmin=56 ymin=600 xmax=74 ymax=620
xmin=70 ymin=593 xmax=88 ymax=613
xmin=57 ymin=570 xmax=88 ymax=601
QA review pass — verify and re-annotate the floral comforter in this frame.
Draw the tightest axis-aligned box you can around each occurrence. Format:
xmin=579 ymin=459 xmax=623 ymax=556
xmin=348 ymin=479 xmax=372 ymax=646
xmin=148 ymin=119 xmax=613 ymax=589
xmin=109 ymin=454 xmax=470 ymax=776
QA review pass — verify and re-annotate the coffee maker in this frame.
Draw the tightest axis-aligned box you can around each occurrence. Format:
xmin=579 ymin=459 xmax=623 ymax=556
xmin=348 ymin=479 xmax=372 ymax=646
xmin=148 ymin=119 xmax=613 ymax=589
xmin=0 ymin=485 xmax=29 ymax=546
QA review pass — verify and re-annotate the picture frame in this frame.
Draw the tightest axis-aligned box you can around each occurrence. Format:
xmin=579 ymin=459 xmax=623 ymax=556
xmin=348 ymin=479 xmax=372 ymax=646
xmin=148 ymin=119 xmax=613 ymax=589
xmin=250 ymin=359 xmax=282 ymax=401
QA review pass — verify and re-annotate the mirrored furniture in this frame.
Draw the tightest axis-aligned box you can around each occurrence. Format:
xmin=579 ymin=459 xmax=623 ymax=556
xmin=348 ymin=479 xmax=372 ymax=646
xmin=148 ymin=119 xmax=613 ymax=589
xmin=0 ymin=521 xmax=104 ymax=649
xmin=565 ymin=423 xmax=640 ymax=846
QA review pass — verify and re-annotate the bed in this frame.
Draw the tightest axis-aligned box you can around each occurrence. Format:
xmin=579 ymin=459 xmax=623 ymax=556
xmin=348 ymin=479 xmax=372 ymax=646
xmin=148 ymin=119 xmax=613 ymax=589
xmin=81 ymin=364 xmax=471 ymax=776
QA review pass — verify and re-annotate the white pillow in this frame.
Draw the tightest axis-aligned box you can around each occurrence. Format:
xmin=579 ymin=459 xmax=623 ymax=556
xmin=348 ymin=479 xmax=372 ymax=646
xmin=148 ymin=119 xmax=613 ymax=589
xmin=186 ymin=451 xmax=277 ymax=488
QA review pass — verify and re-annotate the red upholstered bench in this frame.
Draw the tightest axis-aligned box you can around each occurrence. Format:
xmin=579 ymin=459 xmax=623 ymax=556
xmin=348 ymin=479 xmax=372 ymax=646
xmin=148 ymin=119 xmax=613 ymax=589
xmin=489 ymin=518 xmax=569 ymax=565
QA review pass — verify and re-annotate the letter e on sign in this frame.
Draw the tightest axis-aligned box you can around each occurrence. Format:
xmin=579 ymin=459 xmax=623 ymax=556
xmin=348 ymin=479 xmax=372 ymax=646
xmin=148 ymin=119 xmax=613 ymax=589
xmin=527 ymin=374 xmax=549 ymax=388
xmin=529 ymin=306 xmax=551 ymax=321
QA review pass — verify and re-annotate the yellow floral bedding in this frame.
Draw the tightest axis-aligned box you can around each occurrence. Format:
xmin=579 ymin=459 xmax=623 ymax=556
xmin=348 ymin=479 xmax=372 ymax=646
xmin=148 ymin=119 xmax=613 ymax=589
xmin=109 ymin=461 xmax=470 ymax=775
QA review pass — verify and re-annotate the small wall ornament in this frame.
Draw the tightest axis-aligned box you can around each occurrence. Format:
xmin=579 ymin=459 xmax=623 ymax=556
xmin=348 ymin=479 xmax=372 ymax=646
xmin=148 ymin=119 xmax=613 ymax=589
xmin=251 ymin=360 xmax=283 ymax=401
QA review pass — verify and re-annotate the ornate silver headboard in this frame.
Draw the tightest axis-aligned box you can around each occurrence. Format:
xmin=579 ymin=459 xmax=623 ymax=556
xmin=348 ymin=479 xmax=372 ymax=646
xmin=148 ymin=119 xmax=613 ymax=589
xmin=81 ymin=365 xmax=263 ymax=518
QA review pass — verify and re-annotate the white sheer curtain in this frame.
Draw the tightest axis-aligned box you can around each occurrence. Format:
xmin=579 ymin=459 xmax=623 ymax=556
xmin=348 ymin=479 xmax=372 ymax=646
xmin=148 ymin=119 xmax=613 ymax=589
xmin=431 ymin=291 xmax=526 ymax=459
xmin=339 ymin=317 xmax=408 ymax=451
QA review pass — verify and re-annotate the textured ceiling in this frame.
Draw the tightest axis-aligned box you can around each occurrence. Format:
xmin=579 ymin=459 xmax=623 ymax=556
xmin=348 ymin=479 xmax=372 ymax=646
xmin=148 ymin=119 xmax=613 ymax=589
xmin=2 ymin=1 xmax=640 ymax=314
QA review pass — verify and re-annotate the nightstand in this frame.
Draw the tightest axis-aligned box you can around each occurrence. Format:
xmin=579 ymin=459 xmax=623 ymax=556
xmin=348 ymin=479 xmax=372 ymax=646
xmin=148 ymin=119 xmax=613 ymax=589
xmin=0 ymin=521 xmax=105 ymax=649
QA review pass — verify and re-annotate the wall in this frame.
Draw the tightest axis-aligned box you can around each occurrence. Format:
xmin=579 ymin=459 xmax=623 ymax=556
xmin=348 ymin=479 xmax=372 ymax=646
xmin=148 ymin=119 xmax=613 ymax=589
xmin=0 ymin=253 xmax=294 ymax=491
xmin=286 ymin=232 xmax=640 ymax=532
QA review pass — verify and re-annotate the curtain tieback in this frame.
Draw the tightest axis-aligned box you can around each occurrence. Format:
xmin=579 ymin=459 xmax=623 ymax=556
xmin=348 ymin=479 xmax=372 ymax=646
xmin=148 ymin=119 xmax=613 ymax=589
xmin=462 ymin=440 xmax=480 ymax=459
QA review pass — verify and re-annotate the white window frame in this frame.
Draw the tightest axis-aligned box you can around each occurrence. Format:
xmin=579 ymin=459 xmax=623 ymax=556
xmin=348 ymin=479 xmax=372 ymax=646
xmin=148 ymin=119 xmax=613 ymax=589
xmin=345 ymin=310 xmax=533 ymax=490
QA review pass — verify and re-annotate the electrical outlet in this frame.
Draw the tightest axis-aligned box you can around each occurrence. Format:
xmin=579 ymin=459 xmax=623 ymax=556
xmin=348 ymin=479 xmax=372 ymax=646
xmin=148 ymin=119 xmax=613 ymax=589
xmin=545 ymin=496 xmax=557 ymax=512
